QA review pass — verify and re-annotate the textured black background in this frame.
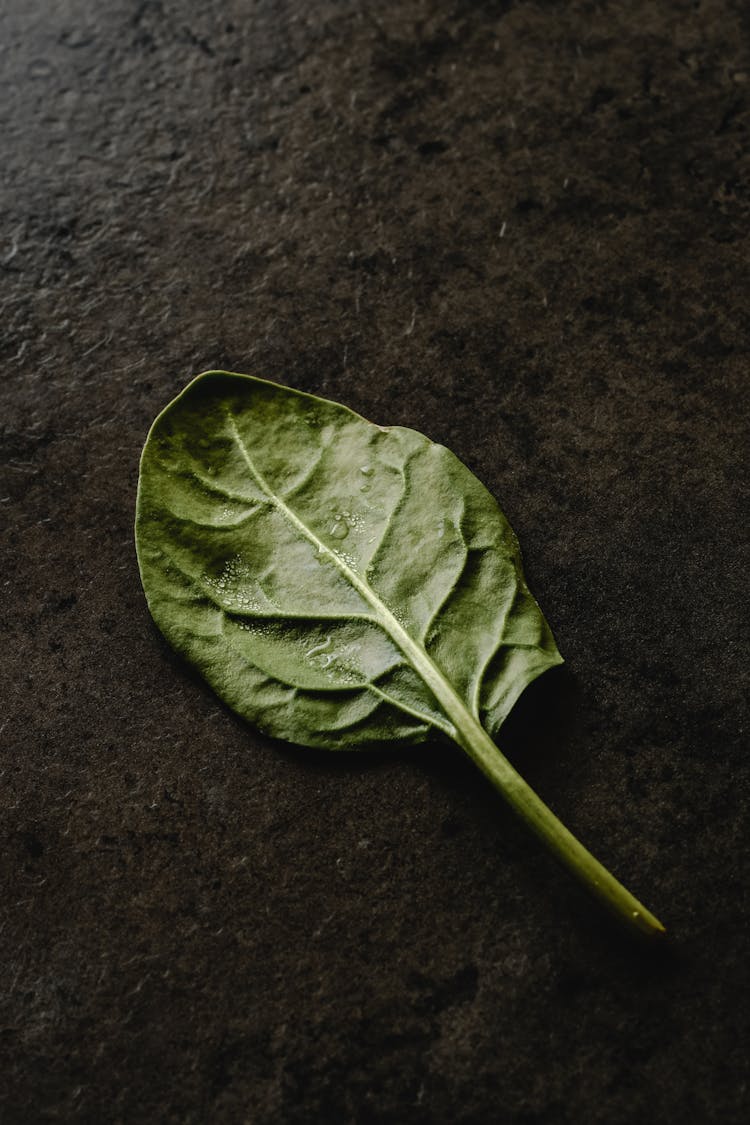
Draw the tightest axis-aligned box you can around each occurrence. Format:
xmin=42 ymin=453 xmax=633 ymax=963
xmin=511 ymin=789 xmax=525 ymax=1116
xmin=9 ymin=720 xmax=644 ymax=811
xmin=2 ymin=2 xmax=749 ymax=1122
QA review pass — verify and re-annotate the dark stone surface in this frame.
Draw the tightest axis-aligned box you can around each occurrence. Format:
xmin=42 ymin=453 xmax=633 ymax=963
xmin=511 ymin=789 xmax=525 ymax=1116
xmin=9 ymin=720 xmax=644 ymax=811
xmin=1 ymin=1 xmax=748 ymax=1121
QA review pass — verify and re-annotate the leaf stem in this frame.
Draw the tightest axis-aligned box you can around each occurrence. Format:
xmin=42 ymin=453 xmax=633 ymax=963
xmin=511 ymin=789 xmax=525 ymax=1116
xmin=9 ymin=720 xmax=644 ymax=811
xmin=343 ymin=588 xmax=664 ymax=939
xmin=456 ymin=716 xmax=666 ymax=939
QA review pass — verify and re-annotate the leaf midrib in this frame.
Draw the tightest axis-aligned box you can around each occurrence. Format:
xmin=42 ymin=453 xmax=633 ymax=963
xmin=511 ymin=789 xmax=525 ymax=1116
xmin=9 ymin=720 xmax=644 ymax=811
xmin=226 ymin=412 xmax=504 ymax=746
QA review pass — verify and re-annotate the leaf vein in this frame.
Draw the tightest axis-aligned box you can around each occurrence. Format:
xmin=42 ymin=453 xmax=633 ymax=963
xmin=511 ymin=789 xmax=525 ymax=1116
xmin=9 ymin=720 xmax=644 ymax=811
xmin=419 ymin=498 xmax=468 ymax=645
xmin=367 ymin=683 xmax=455 ymax=738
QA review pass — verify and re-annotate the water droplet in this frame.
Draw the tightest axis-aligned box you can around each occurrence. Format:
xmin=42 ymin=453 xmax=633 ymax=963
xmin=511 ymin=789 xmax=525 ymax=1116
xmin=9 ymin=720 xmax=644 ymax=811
xmin=334 ymin=549 xmax=358 ymax=568
xmin=306 ymin=636 xmax=332 ymax=659
xmin=330 ymin=516 xmax=349 ymax=540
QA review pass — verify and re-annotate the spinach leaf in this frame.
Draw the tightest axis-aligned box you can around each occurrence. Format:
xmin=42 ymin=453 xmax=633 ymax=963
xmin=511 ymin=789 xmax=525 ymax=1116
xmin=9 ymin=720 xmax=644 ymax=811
xmin=136 ymin=371 xmax=664 ymax=938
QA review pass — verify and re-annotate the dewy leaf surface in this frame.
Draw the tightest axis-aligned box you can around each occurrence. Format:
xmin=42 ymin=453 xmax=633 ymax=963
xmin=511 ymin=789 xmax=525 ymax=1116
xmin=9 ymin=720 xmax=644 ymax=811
xmin=135 ymin=371 xmax=562 ymax=750
xmin=135 ymin=371 xmax=666 ymax=939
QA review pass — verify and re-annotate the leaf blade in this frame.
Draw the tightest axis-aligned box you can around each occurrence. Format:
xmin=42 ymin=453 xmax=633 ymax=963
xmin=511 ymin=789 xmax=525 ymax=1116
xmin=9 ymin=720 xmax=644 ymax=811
xmin=136 ymin=370 xmax=562 ymax=748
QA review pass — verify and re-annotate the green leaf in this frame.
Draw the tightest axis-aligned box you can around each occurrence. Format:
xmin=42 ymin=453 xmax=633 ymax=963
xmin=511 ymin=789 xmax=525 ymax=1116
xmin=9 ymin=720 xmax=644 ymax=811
xmin=135 ymin=370 xmax=561 ymax=749
xmin=135 ymin=371 xmax=665 ymax=939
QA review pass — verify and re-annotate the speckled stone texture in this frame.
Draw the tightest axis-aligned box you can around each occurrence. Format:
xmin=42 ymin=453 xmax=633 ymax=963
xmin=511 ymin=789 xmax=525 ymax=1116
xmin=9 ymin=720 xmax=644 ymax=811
xmin=1 ymin=1 xmax=748 ymax=1122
